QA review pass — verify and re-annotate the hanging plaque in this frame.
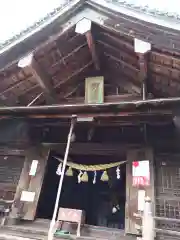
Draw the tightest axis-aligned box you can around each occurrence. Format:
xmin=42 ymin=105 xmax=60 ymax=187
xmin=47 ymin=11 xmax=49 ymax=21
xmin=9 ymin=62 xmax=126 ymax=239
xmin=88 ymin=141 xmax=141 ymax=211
xmin=85 ymin=76 xmax=104 ymax=104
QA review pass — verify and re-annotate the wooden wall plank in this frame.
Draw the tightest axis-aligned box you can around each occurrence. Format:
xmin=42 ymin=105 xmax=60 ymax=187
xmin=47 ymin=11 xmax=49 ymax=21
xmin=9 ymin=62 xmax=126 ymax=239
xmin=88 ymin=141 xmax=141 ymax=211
xmin=125 ymin=147 xmax=155 ymax=235
xmin=10 ymin=158 xmax=31 ymax=220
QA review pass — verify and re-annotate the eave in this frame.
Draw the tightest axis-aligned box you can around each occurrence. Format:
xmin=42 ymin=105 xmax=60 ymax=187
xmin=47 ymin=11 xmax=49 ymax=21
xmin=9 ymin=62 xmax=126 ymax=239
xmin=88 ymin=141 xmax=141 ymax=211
xmin=0 ymin=97 xmax=178 ymax=119
xmin=1 ymin=0 xmax=180 ymax=70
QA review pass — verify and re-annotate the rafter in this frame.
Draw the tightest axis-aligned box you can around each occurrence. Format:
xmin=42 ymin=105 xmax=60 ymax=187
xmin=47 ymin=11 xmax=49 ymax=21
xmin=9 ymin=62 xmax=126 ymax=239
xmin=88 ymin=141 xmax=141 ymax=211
xmin=85 ymin=31 xmax=100 ymax=70
xmin=51 ymin=42 xmax=87 ymax=71
xmin=55 ymin=61 xmax=93 ymax=89
xmin=19 ymin=61 xmax=93 ymax=105
xmin=104 ymin=51 xmax=139 ymax=74
xmin=104 ymin=70 xmax=141 ymax=95
xmin=103 ymin=53 xmax=141 ymax=94
xmin=27 ymin=93 xmax=43 ymax=106
xmin=98 ymin=40 xmax=138 ymax=67
xmin=100 ymin=31 xmax=133 ymax=52
xmin=18 ymin=53 xmax=56 ymax=103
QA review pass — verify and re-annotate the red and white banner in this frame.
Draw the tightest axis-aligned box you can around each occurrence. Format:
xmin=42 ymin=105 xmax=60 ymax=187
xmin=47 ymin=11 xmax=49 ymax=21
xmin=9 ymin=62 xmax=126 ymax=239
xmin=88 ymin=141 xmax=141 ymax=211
xmin=132 ymin=161 xmax=150 ymax=186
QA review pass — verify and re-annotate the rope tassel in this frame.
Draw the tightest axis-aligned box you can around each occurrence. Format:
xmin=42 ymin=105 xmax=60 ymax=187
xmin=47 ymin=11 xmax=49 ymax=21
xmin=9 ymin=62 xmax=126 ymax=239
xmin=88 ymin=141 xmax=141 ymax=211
xmin=101 ymin=170 xmax=109 ymax=182
xmin=66 ymin=167 xmax=73 ymax=177
xmin=81 ymin=171 xmax=88 ymax=182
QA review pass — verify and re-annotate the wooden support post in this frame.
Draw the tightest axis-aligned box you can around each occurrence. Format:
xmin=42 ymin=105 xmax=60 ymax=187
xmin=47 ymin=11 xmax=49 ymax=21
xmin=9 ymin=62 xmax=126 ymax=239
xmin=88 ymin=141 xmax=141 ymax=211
xmin=9 ymin=146 xmax=50 ymax=222
xmin=18 ymin=54 xmax=56 ymax=104
xmin=85 ymin=31 xmax=100 ymax=70
xmin=9 ymin=158 xmax=31 ymax=223
xmin=125 ymin=148 xmax=155 ymax=235
xmin=23 ymin=147 xmax=50 ymax=220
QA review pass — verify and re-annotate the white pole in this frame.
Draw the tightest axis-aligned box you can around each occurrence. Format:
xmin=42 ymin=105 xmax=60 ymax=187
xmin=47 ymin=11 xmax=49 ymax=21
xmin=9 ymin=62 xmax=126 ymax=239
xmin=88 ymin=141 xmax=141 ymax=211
xmin=142 ymin=197 xmax=154 ymax=240
xmin=48 ymin=118 xmax=76 ymax=240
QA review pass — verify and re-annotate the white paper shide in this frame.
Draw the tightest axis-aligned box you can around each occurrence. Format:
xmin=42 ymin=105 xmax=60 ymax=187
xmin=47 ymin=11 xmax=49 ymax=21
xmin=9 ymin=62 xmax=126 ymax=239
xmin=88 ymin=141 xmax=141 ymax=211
xmin=29 ymin=160 xmax=39 ymax=176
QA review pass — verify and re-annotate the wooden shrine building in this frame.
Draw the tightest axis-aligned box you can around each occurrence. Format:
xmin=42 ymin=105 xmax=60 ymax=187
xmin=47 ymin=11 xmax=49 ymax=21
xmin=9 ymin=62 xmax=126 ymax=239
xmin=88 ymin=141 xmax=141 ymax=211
xmin=1 ymin=1 xmax=180 ymax=239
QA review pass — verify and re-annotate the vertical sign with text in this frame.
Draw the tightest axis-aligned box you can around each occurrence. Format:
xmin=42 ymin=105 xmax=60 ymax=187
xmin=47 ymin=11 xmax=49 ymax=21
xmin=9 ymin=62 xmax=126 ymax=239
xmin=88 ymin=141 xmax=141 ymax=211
xmin=132 ymin=160 xmax=150 ymax=187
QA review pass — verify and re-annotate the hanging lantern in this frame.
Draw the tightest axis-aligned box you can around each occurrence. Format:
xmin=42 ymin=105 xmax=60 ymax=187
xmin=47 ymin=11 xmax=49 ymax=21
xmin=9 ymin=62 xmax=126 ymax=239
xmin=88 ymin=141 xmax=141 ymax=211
xmin=101 ymin=170 xmax=109 ymax=182
xmin=65 ymin=167 xmax=73 ymax=177
xmin=81 ymin=171 xmax=88 ymax=182
xmin=56 ymin=163 xmax=62 ymax=176
xmin=116 ymin=166 xmax=121 ymax=179
xmin=93 ymin=171 xmax=97 ymax=184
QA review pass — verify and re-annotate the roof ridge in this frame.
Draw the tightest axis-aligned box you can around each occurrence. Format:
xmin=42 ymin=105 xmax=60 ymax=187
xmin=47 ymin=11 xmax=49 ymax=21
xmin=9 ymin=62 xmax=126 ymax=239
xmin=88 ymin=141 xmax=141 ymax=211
xmin=1 ymin=0 xmax=180 ymax=54
xmin=112 ymin=0 xmax=180 ymax=21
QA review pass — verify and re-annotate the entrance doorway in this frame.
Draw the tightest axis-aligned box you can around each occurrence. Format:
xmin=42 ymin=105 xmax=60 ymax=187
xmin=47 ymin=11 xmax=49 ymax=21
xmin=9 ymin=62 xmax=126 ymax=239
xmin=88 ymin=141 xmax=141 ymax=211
xmin=36 ymin=152 xmax=126 ymax=229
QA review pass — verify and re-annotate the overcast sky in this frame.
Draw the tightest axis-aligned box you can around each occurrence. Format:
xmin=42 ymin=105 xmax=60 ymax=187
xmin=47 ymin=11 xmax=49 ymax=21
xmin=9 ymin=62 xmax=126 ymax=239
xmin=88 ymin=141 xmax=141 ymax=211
xmin=0 ymin=0 xmax=63 ymax=43
xmin=0 ymin=0 xmax=179 ymax=44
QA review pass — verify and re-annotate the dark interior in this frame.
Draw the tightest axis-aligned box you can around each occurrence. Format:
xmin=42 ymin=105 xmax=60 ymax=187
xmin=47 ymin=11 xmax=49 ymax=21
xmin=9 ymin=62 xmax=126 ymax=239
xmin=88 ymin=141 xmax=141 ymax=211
xmin=36 ymin=151 xmax=126 ymax=229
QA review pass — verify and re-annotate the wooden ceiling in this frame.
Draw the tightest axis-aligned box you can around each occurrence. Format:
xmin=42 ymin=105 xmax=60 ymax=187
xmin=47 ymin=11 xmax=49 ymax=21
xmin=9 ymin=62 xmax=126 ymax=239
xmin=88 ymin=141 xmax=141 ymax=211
xmin=0 ymin=22 xmax=180 ymax=107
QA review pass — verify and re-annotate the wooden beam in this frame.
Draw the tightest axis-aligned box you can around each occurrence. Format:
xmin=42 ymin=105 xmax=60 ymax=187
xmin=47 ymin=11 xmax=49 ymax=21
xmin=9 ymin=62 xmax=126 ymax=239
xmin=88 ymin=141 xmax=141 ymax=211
xmin=103 ymin=55 xmax=141 ymax=94
xmin=100 ymin=32 xmax=133 ymax=52
xmin=44 ymin=142 xmax=131 ymax=156
xmin=27 ymin=93 xmax=43 ymax=106
xmin=21 ymin=61 xmax=93 ymax=106
xmin=31 ymin=114 xmax=172 ymax=127
xmin=97 ymin=40 xmax=138 ymax=67
xmin=85 ymin=31 xmax=100 ymax=70
xmin=104 ymin=70 xmax=141 ymax=95
xmin=51 ymin=42 xmax=87 ymax=72
xmin=10 ymin=147 xmax=50 ymax=221
xmin=18 ymin=54 xmax=56 ymax=103
xmin=138 ymin=53 xmax=148 ymax=100
xmin=55 ymin=61 xmax=93 ymax=89
xmin=59 ymin=94 xmax=140 ymax=104
xmin=75 ymin=18 xmax=100 ymax=70
xmin=134 ymin=39 xmax=151 ymax=100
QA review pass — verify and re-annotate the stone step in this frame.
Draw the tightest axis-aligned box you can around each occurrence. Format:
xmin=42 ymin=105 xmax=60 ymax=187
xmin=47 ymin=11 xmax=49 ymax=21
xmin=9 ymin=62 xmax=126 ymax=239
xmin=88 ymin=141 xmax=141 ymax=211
xmin=1 ymin=222 xmax=135 ymax=240
xmin=33 ymin=219 xmax=127 ymax=239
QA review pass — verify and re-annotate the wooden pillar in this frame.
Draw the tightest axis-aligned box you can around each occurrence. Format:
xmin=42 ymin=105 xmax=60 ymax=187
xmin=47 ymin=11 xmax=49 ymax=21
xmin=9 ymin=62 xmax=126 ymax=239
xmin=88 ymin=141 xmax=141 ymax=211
xmin=10 ymin=146 xmax=50 ymax=222
xmin=125 ymin=147 xmax=155 ymax=235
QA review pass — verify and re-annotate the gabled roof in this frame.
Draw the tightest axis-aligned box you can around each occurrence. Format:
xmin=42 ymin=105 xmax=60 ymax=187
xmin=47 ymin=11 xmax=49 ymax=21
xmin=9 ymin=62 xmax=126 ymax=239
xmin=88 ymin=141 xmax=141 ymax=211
xmin=1 ymin=0 xmax=180 ymax=58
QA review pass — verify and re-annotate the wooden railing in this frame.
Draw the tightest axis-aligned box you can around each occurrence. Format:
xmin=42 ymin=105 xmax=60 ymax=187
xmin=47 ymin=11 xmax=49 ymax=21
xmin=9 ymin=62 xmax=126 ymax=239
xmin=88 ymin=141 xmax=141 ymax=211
xmin=142 ymin=198 xmax=180 ymax=239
